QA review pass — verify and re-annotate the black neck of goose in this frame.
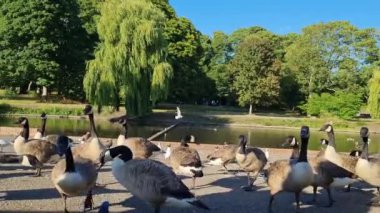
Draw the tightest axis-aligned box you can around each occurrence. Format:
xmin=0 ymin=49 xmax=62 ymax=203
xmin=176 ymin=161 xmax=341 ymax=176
xmin=64 ymin=147 xmax=75 ymax=173
xmin=21 ymin=123 xmax=29 ymax=140
xmin=238 ymin=142 xmax=246 ymax=154
xmin=290 ymin=145 xmax=300 ymax=160
xmin=123 ymin=124 xmax=128 ymax=138
xmin=327 ymin=130 xmax=336 ymax=149
xmin=110 ymin=146 xmax=133 ymax=162
xmin=88 ymin=113 xmax=98 ymax=137
xmin=297 ymin=138 xmax=308 ymax=162
xmin=360 ymin=137 xmax=369 ymax=160
xmin=41 ymin=118 xmax=46 ymax=136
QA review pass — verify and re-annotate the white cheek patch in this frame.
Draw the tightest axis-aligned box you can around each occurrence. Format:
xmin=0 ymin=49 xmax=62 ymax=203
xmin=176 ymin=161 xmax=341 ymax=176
xmin=121 ymin=119 xmax=127 ymax=125
xmin=21 ymin=119 xmax=26 ymax=125
xmin=326 ymin=126 xmax=332 ymax=132
xmin=104 ymin=150 xmax=113 ymax=162
xmin=290 ymin=138 xmax=296 ymax=146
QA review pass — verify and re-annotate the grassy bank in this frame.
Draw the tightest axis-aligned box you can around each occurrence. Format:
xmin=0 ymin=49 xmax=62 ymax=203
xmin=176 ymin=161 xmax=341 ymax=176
xmin=0 ymin=97 xmax=378 ymax=132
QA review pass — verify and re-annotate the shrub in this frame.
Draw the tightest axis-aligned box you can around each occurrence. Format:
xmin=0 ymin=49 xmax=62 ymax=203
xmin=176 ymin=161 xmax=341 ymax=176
xmin=303 ymin=91 xmax=362 ymax=119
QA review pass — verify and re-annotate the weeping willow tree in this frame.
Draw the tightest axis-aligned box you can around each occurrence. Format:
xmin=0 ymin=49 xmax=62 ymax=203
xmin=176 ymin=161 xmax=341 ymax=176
xmin=367 ymin=69 xmax=380 ymax=118
xmin=83 ymin=0 xmax=173 ymax=116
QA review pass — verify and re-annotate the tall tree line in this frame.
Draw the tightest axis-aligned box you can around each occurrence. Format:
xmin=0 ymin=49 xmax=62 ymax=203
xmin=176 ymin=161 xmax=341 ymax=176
xmin=0 ymin=0 xmax=379 ymax=118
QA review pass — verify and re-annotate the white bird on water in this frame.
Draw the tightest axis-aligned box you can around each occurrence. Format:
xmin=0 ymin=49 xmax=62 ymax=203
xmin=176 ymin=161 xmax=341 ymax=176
xmin=0 ymin=139 xmax=11 ymax=153
xmin=175 ymin=106 xmax=183 ymax=120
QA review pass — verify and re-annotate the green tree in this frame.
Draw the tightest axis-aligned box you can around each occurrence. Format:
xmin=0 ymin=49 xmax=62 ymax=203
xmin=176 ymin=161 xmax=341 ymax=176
xmin=164 ymin=17 xmax=212 ymax=103
xmin=229 ymin=34 xmax=281 ymax=114
xmin=206 ymin=31 xmax=233 ymax=103
xmin=367 ymin=69 xmax=380 ymax=118
xmin=0 ymin=1 xmax=60 ymax=91
xmin=83 ymin=0 xmax=172 ymax=116
xmin=286 ymin=21 xmax=379 ymax=100
xmin=0 ymin=0 xmax=88 ymax=99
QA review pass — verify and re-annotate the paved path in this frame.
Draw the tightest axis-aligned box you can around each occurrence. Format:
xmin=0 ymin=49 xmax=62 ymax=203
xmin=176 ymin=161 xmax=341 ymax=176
xmin=0 ymin=141 xmax=379 ymax=213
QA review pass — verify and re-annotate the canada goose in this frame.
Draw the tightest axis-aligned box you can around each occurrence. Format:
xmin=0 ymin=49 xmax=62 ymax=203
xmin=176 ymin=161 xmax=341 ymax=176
xmin=168 ymin=135 xmax=203 ymax=189
xmin=267 ymin=126 xmax=314 ymax=212
xmin=110 ymin=116 xmax=160 ymax=159
xmin=51 ymin=135 xmax=98 ymax=213
xmin=99 ymin=146 xmax=210 ymax=213
xmin=0 ymin=139 xmax=11 ymax=153
xmin=319 ymin=123 xmax=358 ymax=175
xmin=206 ymin=143 xmax=238 ymax=173
xmin=175 ymin=106 xmax=183 ymax=120
xmin=32 ymin=112 xmax=62 ymax=144
xmin=235 ymin=135 xmax=267 ymax=191
xmin=355 ymin=127 xmax=380 ymax=206
xmin=33 ymin=112 xmax=47 ymax=139
xmin=72 ymin=105 xmax=106 ymax=164
xmin=13 ymin=117 xmax=70 ymax=176
xmin=282 ymin=136 xmax=334 ymax=206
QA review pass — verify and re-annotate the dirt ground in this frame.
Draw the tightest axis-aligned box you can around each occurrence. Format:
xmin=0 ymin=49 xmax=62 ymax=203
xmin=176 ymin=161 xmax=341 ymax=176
xmin=1 ymin=140 xmax=380 ymax=213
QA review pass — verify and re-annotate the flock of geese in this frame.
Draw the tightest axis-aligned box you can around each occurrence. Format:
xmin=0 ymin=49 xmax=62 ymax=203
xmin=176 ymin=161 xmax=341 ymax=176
xmin=2 ymin=105 xmax=380 ymax=213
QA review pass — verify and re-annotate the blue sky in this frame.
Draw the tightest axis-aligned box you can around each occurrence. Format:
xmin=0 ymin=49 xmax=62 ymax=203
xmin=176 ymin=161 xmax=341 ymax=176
xmin=169 ymin=0 xmax=380 ymax=36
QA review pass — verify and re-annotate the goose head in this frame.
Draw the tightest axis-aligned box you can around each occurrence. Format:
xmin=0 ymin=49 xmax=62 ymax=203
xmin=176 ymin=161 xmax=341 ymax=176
xmin=41 ymin=112 xmax=47 ymax=120
xmin=83 ymin=105 xmax=93 ymax=115
xmin=55 ymin=135 xmax=72 ymax=156
xmin=319 ymin=123 xmax=333 ymax=133
xmin=300 ymin=126 xmax=310 ymax=139
xmin=238 ymin=135 xmax=247 ymax=146
xmin=282 ymin=136 xmax=298 ymax=147
xmin=360 ymin=127 xmax=369 ymax=142
xmin=99 ymin=146 xmax=133 ymax=167
xmin=118 ymin=117 xmax=127 ymax=126
xmin=320 ymin=138 xmax=329 ymax=145
xmin=180 ymin=135 xmax=198 ymax=147
xmin=15 ymin=117 xmax=28 ymax=126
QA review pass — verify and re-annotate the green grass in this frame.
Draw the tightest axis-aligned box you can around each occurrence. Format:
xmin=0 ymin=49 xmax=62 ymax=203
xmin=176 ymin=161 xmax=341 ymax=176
xmin=0 ymin=96 xmax=378 ymax=131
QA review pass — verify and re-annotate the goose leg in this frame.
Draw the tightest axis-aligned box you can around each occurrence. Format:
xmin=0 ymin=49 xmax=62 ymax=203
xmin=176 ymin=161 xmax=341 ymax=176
xmin=62 ymin=194 xmax=68 ymax=213
xmin=268 ymin=194 xmax=275 ymax=213
xmin=154 ymin=207 xmax=160 ymax=213
xmin=295 ymin=191 xmax=301 ymax=211
xmin=324 ymin=187 xmax=334 ymax=207
xmin=84 ymin=190 xmax=93 ymax=210
xmin=241 ymin=172 xmax=255 ymax=191
xmin=222 ymin=164 xmax=229 ymax=173
xmin=32 ymin=167 xmax=42 ymax=177
xmin=345 ymin=184 xmax=351 ymax=192
xmin=305 ymin=185 xmax=317 ymax=204
xmin=191 ymin=177 xmax=196 ymax=189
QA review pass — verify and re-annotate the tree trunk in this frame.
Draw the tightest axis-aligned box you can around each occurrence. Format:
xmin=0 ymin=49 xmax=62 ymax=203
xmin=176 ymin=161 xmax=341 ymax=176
xmin=249 ymin=103 xmax=253 ymax=115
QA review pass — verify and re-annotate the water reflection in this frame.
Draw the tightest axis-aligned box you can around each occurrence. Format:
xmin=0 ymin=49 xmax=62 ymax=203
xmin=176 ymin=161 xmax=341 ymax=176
xmin=0 ymin=116 xmax=378 ymax=153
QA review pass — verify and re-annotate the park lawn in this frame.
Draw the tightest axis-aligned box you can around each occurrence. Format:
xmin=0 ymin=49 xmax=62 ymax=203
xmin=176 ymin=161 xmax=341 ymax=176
xmin=0 ymin=97 xmax=379 ymax=132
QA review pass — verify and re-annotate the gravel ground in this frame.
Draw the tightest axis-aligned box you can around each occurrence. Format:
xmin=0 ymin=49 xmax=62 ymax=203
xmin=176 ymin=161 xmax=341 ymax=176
xmin=0 ymin=141 xmax=380 ymax=213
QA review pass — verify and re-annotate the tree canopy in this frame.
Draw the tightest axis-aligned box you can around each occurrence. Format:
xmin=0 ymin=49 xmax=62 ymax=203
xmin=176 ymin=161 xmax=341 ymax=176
xmin=0 ymin=0 xmax=88 ymax=99
xmin=229 ymin=34 xmax=281 ymax=113
xmin=83 ymin=0 xmax=172 ymax=116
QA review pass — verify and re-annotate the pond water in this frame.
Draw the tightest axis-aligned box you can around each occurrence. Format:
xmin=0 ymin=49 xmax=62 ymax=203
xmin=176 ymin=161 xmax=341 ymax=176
xmin=1 ymin=116 xmax=379 ymax=153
